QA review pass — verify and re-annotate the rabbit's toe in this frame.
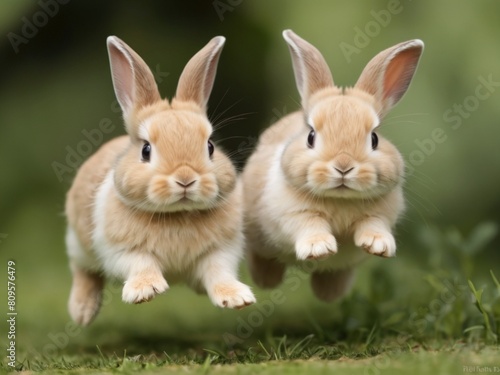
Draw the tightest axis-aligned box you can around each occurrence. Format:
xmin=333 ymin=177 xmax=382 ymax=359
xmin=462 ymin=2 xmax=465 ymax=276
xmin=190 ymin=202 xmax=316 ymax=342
xmin=209 ymin=281 xmax=256 ymax=309
xmin=122 ymin=274 xmax=169 ymax=304
xmin=295 ymin=233 xmax=338 ymax=260
xmin=356 ymin=231 xmax=396 ymax=257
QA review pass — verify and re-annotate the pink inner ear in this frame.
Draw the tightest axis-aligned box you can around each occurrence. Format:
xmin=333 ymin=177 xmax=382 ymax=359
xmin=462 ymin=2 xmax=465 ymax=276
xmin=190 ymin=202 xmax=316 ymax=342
xmin=383 ymin=48 xmax=420 ymax=102
xmin=110 ymin=45 xmax=135 ymax=111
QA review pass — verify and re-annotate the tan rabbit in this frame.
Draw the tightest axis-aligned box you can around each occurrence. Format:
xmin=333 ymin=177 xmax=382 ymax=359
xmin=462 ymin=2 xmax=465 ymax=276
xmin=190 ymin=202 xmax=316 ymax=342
xmin=242 ymin=30 xmax=423 ymax=302
xmin=66 ymin=36 xmax=256 ymax=326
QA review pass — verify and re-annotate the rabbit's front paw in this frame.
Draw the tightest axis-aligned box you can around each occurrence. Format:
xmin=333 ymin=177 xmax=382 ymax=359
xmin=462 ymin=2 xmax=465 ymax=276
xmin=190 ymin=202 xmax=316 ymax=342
xmin=295 ymin=233 xmax=337 ymax=260
xmin=122 ymin=274 xmax=169 ymax=304
xmin=209 ymin=281 xmax=256 ymax=309
xmin=355 ymin=231 xmax=396 ymax=258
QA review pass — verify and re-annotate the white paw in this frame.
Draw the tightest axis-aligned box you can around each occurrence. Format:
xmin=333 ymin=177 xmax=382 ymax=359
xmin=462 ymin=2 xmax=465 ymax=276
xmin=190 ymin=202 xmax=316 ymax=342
xmin=122 ymin=274 xmax=169 ymax=304
xmin=209 ymin=281 xmax=256 ymax=309
xmin=295 ymin=233 xmax=338 ymax=260
xmin=355 ymin=231 xmax=396 ymax=257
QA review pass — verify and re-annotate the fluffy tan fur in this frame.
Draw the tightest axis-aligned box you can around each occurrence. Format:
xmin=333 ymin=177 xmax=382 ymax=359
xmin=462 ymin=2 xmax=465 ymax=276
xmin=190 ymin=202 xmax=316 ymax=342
xmin=242 ymin=30 xmax=423 ymax=302
xmin=66 ymin=36 xmax=255 ymax=326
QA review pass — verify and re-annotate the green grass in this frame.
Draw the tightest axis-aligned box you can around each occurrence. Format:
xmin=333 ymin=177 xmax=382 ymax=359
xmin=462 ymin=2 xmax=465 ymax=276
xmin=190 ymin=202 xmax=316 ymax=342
xmin=1 ymin=222 xmax=499 ymax=374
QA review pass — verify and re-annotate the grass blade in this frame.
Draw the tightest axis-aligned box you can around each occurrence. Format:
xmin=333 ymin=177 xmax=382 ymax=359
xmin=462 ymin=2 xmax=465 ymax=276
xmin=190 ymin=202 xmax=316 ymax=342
xmin=468 ymin=280 xmax=498 ymax=343
xmin=289 ymin=334 xmax=314 ymax=357
xmin=490 ymin=270 xmax=500 ymax=292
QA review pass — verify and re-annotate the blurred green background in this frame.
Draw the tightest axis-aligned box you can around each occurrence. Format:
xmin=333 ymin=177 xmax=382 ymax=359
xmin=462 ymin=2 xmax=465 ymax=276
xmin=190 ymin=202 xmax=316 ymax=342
xmin=0 ymin=0 xmax=499 ymax=362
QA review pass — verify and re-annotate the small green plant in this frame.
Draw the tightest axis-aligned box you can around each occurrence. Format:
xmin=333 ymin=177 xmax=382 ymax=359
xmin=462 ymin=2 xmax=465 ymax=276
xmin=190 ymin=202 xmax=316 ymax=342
xmin=417 ymin=222 xmax=499 ymax=343
xmin=466 ymin=271 xmax=500 ymax=344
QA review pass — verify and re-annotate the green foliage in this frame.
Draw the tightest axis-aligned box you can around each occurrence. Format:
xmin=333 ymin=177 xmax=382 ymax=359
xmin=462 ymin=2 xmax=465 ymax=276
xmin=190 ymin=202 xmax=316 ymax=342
xmin=468 ymin=269 xmax=500 ymax=343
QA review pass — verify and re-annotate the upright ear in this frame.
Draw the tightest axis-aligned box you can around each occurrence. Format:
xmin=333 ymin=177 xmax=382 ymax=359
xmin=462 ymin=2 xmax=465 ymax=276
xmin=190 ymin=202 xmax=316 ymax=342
xmin=107 ymin=36 xmax=161 ymax=119
xmin=175 ymin=36 xmax=225 ymax=111
xmin=355 ymin=39 xmax=424 ymax=118
xmin=282 ymin=29 xmax=334 ymax=107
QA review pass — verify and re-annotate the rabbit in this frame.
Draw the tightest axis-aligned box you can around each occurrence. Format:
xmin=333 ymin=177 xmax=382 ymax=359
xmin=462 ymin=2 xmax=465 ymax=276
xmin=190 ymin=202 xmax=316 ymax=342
xmin=242 ymin=30 xmax=423 ymax=302
xmin=65 ymin=35 xmax=256 ymax=326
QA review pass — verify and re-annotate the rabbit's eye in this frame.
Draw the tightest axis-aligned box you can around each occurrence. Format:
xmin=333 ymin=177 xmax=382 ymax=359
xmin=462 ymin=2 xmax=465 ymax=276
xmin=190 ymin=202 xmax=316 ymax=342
xmin=142 ymin=142 xmax=151 ymax=162
xmin=208 ymin=140 xmax=215 ymax=158
xmin=307 ymin=129 xmax=315 ymax=148
xmin=371 ymin=132 xmax=379 ymax=150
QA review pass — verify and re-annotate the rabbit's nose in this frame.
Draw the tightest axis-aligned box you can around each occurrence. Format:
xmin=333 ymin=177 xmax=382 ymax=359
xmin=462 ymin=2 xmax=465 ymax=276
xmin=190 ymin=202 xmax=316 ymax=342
xmin=175 ymin=179 xmax=196 ymax=188
xmin=174 ymin=166 xmax=198 ymax=188
xmin=333 ymin=153 xmax=354 ymax=172
xmin=334 ymin=167 xmax=354 ymax=176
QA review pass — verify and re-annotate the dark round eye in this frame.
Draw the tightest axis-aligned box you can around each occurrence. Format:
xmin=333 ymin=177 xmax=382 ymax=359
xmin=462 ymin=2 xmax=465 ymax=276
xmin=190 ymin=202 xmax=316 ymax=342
xmin=141 ymin=142 xmax=151 ymax=162
xmin=371 ymin=132 xmax=379 ymax=150
xmin=307 ymin=128 xmax=315 ymax=148
xmin=208 ymin=140 xmax=215 ymax=157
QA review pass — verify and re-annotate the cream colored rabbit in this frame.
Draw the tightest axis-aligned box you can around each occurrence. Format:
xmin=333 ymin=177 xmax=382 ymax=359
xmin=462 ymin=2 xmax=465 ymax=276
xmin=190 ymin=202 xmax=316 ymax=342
xmin=66 ymin=36 xmax=255 ymax=326
xmin=242 ymin=30 xmax=423 ymax=302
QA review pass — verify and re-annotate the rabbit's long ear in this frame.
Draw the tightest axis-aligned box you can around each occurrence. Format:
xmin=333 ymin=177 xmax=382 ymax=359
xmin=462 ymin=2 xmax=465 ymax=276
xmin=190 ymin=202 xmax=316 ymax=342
xmin=283 ymin=29 xmax=334 ymax=107
xmin=175 ymin=36 xmax=225 ymax=111
xmin=107 ymin=36 xmax=161 ymax=119
xmin=355 ymin=40 xmax=424 ymax=118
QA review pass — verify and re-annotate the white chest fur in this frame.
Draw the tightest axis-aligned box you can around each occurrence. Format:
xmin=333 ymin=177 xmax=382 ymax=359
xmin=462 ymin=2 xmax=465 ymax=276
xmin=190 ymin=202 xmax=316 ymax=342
xmin=259 ymin=147 xmax=370 ymax=269
xmin=92 ymin=171 xmax=237 ymax=282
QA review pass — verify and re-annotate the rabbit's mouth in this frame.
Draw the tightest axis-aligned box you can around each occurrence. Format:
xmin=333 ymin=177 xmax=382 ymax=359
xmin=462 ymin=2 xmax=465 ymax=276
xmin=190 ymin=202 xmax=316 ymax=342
xmin=155 ymin=198 xmax=216 ymax=213
xmin=164 ymin=191 xmax=219 ymax=211
xmin=329 ymin=184 xmax=358 ymax=195
xmin=330 ymin=181 xmax=357 ymax=192
xmin=334 ymin=183 xmax=351 ymax=190
xmin=318 ymin=183 xmax=368 ymax=199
